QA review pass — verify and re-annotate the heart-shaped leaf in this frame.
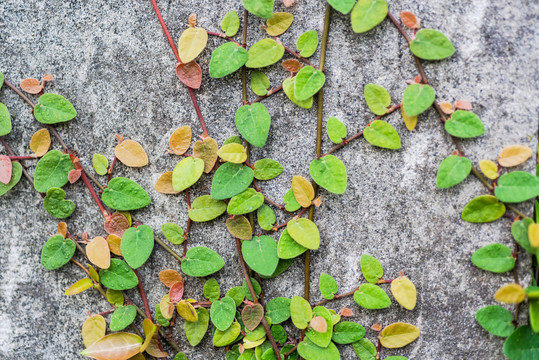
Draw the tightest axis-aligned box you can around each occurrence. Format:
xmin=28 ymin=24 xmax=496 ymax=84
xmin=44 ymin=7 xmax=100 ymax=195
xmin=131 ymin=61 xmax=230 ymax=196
xmin=30 ymin=128 xmax=51 ymax=157
xmin=360 ymin=254 xmax=383 ymax=284
xmin=86 ymin=236 xmax=111 ymax=269
xmin=221 ymin=11 xmax=240 ymax=37
xmin=494 ymin=171 xmax=539 ymax=203
xmin=211 ymin=162 xmax=254 ymax=200
xmin=444 ymin=110 xmax=485 ymax=138
xmin=235 ymin=103 xmax=271 ymax=147
xmin=257 ymin=205 xmax=276 ymax=231
xmin=99 ymin=259 xmax=138 ymax=290
xmin=277 ymin=228 xmax=307 ymax=259
xmin=0 ymin=156 xmax=13 ymax=185
xmin=353 ymin=283 xmax=391 ymax=309
xmin=242 ymin=304 xmax=265 ymax=331
xmin=290 ymin=296 xmax=312 ymax=329
xmin=266 ymin=297 xmax=291 ymax=324
xmin=253 ymin=158 xmax=283 ymax=181
xmin=43 ymin=187 xmax=75 ymax=219
xmin=176 ymin=62 xmax=202 ymax=89
xmin=436 ymin=155 xmax=472 ymax=188
xmin=403 ymin=83 xmax=436 ymax=117
xmin=110 ymin=305 xmax=137 ymax=331
xmin=282 ymin=77 xmax=313 ymax=108
xmin=410 ymin=29 xmax=455 ymax=60
xmin=462 ymin=195 xmax=505 ymax=223
xmin=120 ymin=225 xmax=154 ymax=269
xmin=209 ymin=42 xmax=249 ymax=78
xmin=242 ymin=235 xmax=279 ymax=276
xmin=226 ymin=215 xmax=253 ymax=240
xmin=41 ymin=234 xmax=76 ymax=270
xmin=294 ymin=66 xmax=325 ymax=101
xmin=471 ymin=243 xmax=515 ymax=273
xmin=292 ymin=175 xmax=314 ymax=207
xmin=475 ymin=305 xmax=514 ymax=337
xmin=242 ymin=0 xmax=274 ymax=19
xmin=178 ymin=27 xmax=208 ymax=63
xmin=34 ymin=150 xmax=74 ymax=192
xmin=168 ymin=126 xmax=192 ymax=156
xmin=184 ymin=307 xmax=209 ymax=346
xmin=92 ymin=153 xmax=108 ymax=176
xmin=228 ymin=188 xmax=264 ymax=215
xmin=296 ymin=30 xmax=319 ymax=57
xmin=332 ymin=321 xmax=366 ymax=344
xmin=193 ymin=137 xmax=218 ymax=173
xmin=202 ymin=278 xmax=220 ymax=302
xmin=213 ymin=322 xmax=241 ymax=347
xmin=363 ymin=120 xmax=401 ymax=149
xmin=104 ymin=212 xmax=130 ymax=237
xmin=499 ymin=145 xmax=533 ymax=167
xmin=115 ymin=139 xmax=148 ymax=167
xmin=217 ymin=143 xmax=247 ymax=163
xmin=319 ymin=273 xmax=338 ymax=300
xmin=181 ymin=246 xmax=225 ymax=277
xmin=102 ymin=177 xmax=150 ymax=211
xmin=351 ymin=0 xmax=388 ymax=33
xmin=266 ymin=12 xmax=294 ymax=36
xmin=391 ymin=277 xmax=417 ymax=310
xmin=364 ymin=84 xmax=391 ymax=115
xmin=172 ymin=157 xmax=205 ymax=192
xmin=34 ymin=93 xmax=77 ymax=124
xmin=210 ymin=296 xmax=236 ymax=331
xmin=250 ymin=70 xmax=270 ymax=96
xmin=188 ymin=195 xmax=227 ymax=222
xmin=306 ymin=306 xmax=333 ymax=347
xmin=327 ymin=0 xmax=356 ymax=14
xmin=82 ymin=315 xmax=106 ymax=347
xmin=287 ymin=218 xmax=320 ymax=250
xmin=326 ymin=117 xmax=347 ymax=144
xmin=309 ymin=155 xmax=347 ymax=194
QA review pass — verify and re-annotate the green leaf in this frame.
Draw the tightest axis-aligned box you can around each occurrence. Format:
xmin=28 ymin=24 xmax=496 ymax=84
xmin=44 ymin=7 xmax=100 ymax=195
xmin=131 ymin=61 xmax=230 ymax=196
xmin=266 ymin=297 xmax=291 ymax=324
xmin=185 ymin=307 xmax=209 ymax=346
xmin=278 ymin=228 xmax=307 ymax=259
xmin=351 ymin=0 xmax=388 ymax=33
xmin=209 ymin=42 xmax=249 ymax=78
xmin=326 ymin=117 xmax=347 ymax=144
xmin=512 ymin=218 xmax=536 ymax=255
xmin=495 ymin=171 xmax=539 ymax=203
xmin=290 ymin=296 xmax=312 ymax=329
xmin=155 ymin=303 xmax=170 ymax=327
xmin=210 ymin=296 xmax=237 ymax=331
xmin=250 ymin=70 xmax=270 ymax=96
xmin=319 ymin=273 xmax=338 ymax=300
xmin=189 ymin=195 xmax=227 ymax=221
xmin=475 ymin=305 xmax=514 ymax=337
xmin=174 ymin=353 xmax=188 ymax=360
xmin=226 ymin=215 xmax=253 ymax=240
xmin=242 ymin=235 xmax=279 ymax=276
xmin=181 ymin=246 xmax=225 ymax=277
xmin=353 ymin=284 xmax=391 ymax=309
xmin=271 ymin=324 xmax=287 ymax=344
xmin=503 ymin=326 xmax=539 ymax=359
xmin=306 ymin=306 xmax=333 ymax=347
xmin=235 ymin=103 xmax=271 ymax=147
xmin=203 ymin=278 xmax=220 ymax=301
xmin=162 ymin=223 xmax=184 ymax=245
xmin=284 ymin=188 xmax=301 ymax=212
xmin=228 ymin=188 xmax=264 ymax=215
xmin=34 ymin=150 xmax=74 ymax=192
xmin=226 ymin=286 xmax=245 ymax=307
xmin=402 ymin=83 xmax=436 ymax=117
xmin=261 ymin=258 xmax=294 ymax=279
xmin=242 ymin=0 xmax=274 ymax=19
xmin=102 ymin=177 xmax=150 ymax=211
xmin=297 ymin=338 xmax=340 ymax=360
xmin=0 ymin=161 xmax=22 ymax=196
xmin=309 ymin=154 xmax=347 ymax=194
xmin=223 ymin=135 xmax=242 ymax=146
xmin=332 ymin=321 xmax=366 ymax=344
xmin=221 ymin=11 xmax=240 ymax=37
xmin=99 ymin=259 xmax=139 ymax=290
xmin=461 ymin=195 xmax=505 ymax=223
xmin=243 ymin=277 xmax=262 ymax=301
xmin=43 ymin=187 xmax=75 ymax=219
xmin=282 ymin=77 xmax=313 ymax=109
xmin=410 ymin=29 xmax=455 ymax=60
xmin=444 ymin=110 xmax=485 ymax=138
xmin=110 ymin=305 xmax=137 ymax=331
xmin=0 ymin=72 xmax=3 ymax=88
xmin=0 ymin=103 xmax=12 ymax=136
xmin=246 ymin=38 xmax=284 ymax=68
xmin=120 ymin=225 xmax=154 ymax=269
xmin=287 ymin=218 xmax=320 ymax=250
xmin=41 ymin=234 xmax=76 ymax=270
xmin=257 ymin=205 xmax=276 ymax=230
xmin=364 ymin=84 xmax=391 ymax=116
xmin=471 ymin=243 xmax=515 ymax=273
xmin=213 ymin=322 xmax=241 ymax=347
xmin=92 ymin=153 xmax=109 ymax=176
xmin=172 ymin=157 xmax=205 ymax=192
xmin=212 ymin=162 xmax=254 ymax=200
xmin=352 ymin=338 xmax=377 ymax=360
xmin=33 ymin=93 xmax=77 ymax=124
xmin=436 ymin=155 xmax=472 ymax=188
xmin=296 ymin=30 xmax=318 ymax=57
xmin=294 ymin=66 xmax=326 ymax=101
xmin=360 ymin=254 xmax=383 ymax=283
xmin=363 ymin=120 xmax=401 ymax=149
xmin=254 ymin=159 xmax=283 ymax=180
xmin=530 ymin=299 xmax=539 ymax=333
xmin=327 ymin=0 xmax=356 ymax=14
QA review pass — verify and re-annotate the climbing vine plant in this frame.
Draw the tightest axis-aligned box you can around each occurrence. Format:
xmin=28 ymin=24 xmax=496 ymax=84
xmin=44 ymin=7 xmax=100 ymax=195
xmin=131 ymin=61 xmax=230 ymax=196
xmin=0 ymin=1 xmax=537 ymax=360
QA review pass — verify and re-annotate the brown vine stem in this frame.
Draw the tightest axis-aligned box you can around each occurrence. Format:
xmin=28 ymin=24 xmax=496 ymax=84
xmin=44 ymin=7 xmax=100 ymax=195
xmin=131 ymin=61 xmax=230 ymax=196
xmin=3 ymin=79 xmax=35 ymax=108
xmin=183 ymin=188 xmax=192 ymax=257
xmin=274 ymin=37 xmax=316 ymax=68
xmin=235 ymin=237 xmax=282 ymax=360
xmin=313 ymin=286 xmax=360 ymax=307
xmin=304 ymin=3 xmax=332 ymax=302
xmin=206 ymin=30 xmax=241 ymax=46
xmin=249 ymin=85 xmax=284 ymax=105
xmin=7 ymin=155 xmax=36 ymax=160
xmin=149 ymin=0 xmax=209 ymax=138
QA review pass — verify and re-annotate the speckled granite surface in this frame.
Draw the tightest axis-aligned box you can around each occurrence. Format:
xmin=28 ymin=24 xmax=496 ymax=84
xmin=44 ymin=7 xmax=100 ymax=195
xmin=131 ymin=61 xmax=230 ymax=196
xmin=0 ymin=0 xmax=537 ymax=359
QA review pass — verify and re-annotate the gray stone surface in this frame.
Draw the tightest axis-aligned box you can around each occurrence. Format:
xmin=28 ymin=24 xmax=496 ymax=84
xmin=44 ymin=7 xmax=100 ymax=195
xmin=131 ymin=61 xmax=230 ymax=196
xmin=0 ymin=0 xmax=537 ymax=359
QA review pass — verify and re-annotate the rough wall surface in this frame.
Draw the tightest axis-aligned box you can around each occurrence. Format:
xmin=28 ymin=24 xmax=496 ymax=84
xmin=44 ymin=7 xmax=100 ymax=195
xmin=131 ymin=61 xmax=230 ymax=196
xmin=0 ymin=0 xmax=537 ymax=359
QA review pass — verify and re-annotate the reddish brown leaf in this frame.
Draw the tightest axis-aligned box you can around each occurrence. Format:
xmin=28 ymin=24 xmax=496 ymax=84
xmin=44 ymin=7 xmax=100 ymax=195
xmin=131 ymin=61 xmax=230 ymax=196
xmin=282 ymin=59 xmax=302 ymax=73
xmin=68 ymin=169 xmax=82 ymax=184
xmin=176 ymin=62 xmax=202 ymax=89
xmin=241 ymin=304 xmax=264 ymax=331
xmin=339 ymin=307 xmax=353 ymax=317
xmin=20 ymin=78 xmax=43 ymax=94
xmin=0 ymin=155 xmax=12 ymax=185
xmin=454 ymin=100 xmax=472 ymax=111
xmin=169 ymin=280 xmax=185 ymax=303
xmin=104 ymin=212 xmax=130 ymax=237
xmin=400 ymin=11 xmax=420 ymax=29
xmin=310 ymin=316 xmax=327 ymax=333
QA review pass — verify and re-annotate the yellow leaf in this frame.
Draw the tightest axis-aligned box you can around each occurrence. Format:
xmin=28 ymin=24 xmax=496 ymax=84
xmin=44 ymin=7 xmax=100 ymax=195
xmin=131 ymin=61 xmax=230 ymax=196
xmin=529 ymin=223 xmax=539 ymax=248
xmin=193 ymin=137 xmax=218 ymax=173
xmin=244 ymin=336 xmax=266 ymax=349
xmin=499 ymin=145 xmax=533 ymax=167
xmin=401 ymin=106 xmax=417 ymax=131
xmin=65 ymin=278 xmax=94 ymax=296
xmin=88 ymin=264 xmax=100 ymax=282
xmin=57 ymin=221 xmax=67 ymax=237
xmin=379 ymin=322 xmax=420 ymax=348
xmin=390 ymin=277 xmax=417 ymax=310
xmin=106 ymin=289 xmax=125 ymax=307
xmin=115 ymin=139 xmax=149 ymax=167
xmin=127 ymin=354 xmax=145 ymax=360
xmin=140 ymin=318 xmax=158 ymax=353
xmin=178 ymin=27 xmax=208 ymax=63
xmin=86 ymin=236 xmax=111 ymax=269
xmin=154 ymin=171 xmax=180 ymax=194
xmin=292 ymin=175 xmax=314 ymax=208
xmin=479 ymin=160 xmax=498 ymax=180
xmin=266 ymin=12 xmax=294 ymax=36
xmin=169 ymin=126 xmax=192 ymax=155
xmin=494 ymin=283 xmax=526 ymax=304
xmin=159 ymin=294 xmax=175 ymax=320
xmin=158 ymin=269 xmax=183 ymax=288
xmin=106 ymin=234 xmax=122 ymax=256
xmin=30 ymin=128 xmax=51 ymax=157
xmin=217 ymin=143 xmax=247 ymax=163
xmin=176 ymin=300 xmax=198 ymax=322
xmin=82 ymin=315 xmax=106 ymax=347
xmin=81 ymin=332 xmax=142 ymax=360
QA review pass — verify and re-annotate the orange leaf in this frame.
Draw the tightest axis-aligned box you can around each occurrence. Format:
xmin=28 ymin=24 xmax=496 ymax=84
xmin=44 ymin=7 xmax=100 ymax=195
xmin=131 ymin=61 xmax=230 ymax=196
xmin=68 ymin=169 xmax=82 ymax=184
xmin=439 ymin=101 xmax=454 ymax=115
xmin=283 ymin=0 xmax=295 ymax=7
xmin=154 ymin=171 xmax=180 ymax=194
xmin=169 ymin=126 xmax=192 ymax=155
xmin=498 ymin=145 xmax=533 ymax=167
xmin=188 ymin=14 xmax=197 ymax=27
xmin=400 ymin=11 xmax=420 ymax=29
xmin=86 ymin=237 xmax=111 ymax=269
xmin=104 ymin=212 xmax=130 ymax=237
xmin=158 ymin=269 xmax=183 ymax=288
xmin=454 ymin=100 xmax=472 ymax=111
xmin=0 ymin=155 xmax=12 ymax=185
xmin=339 ymin=307 xmax=353 ymax=317
xmin=309 ymin=316 xmax=327 ymax=333
xmin=106 ymin=234 xmax=123 ymax=256
xmin=65 ymin=278 xmax=94 ymax=295
xmin=57 ymin=222 xmax=67 ymax=237
xmin=115 ymin=139 xmax=149 ymax=167
xmin=43 ymin=72 xmax=54 ymax=82
xmin=312 ymin=196 xmax=322 ymax=207
xmin=282 ymin=59 xmax=302 ymax=73
xmin=176 ymin=62 xmax=202 ymax=89
xmin=29 ymin=129 xmax=51 ymax=157
xmin=169 ymin=281 xmax=185 ymax=303
xmin=20 ymin=78 xmax=43 ymax=94
xmin=81 ymin=332 xmax=142 ymax=360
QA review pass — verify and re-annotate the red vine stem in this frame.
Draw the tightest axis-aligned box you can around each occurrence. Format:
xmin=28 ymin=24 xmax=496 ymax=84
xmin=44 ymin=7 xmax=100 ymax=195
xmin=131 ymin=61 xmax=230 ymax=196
xmin=206 ymin=30 xmax=241 ymax=46
xmin=313 ymin=286 xmax=360 ymax=307
xmin=0 ymin=137 xmax=40 ymax=196
xmin=79 ymin=168 xmax=108 ymax=217
xmin=274 ymin=37 xmax=316 ymax=68
xmin=7 ymin=155 xmax=36 ymax=160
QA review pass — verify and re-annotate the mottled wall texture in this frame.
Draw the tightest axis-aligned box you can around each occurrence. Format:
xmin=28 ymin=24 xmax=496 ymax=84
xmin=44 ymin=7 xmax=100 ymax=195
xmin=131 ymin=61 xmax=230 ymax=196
xmin=0 ymin=0 xmax=537 ymax=359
